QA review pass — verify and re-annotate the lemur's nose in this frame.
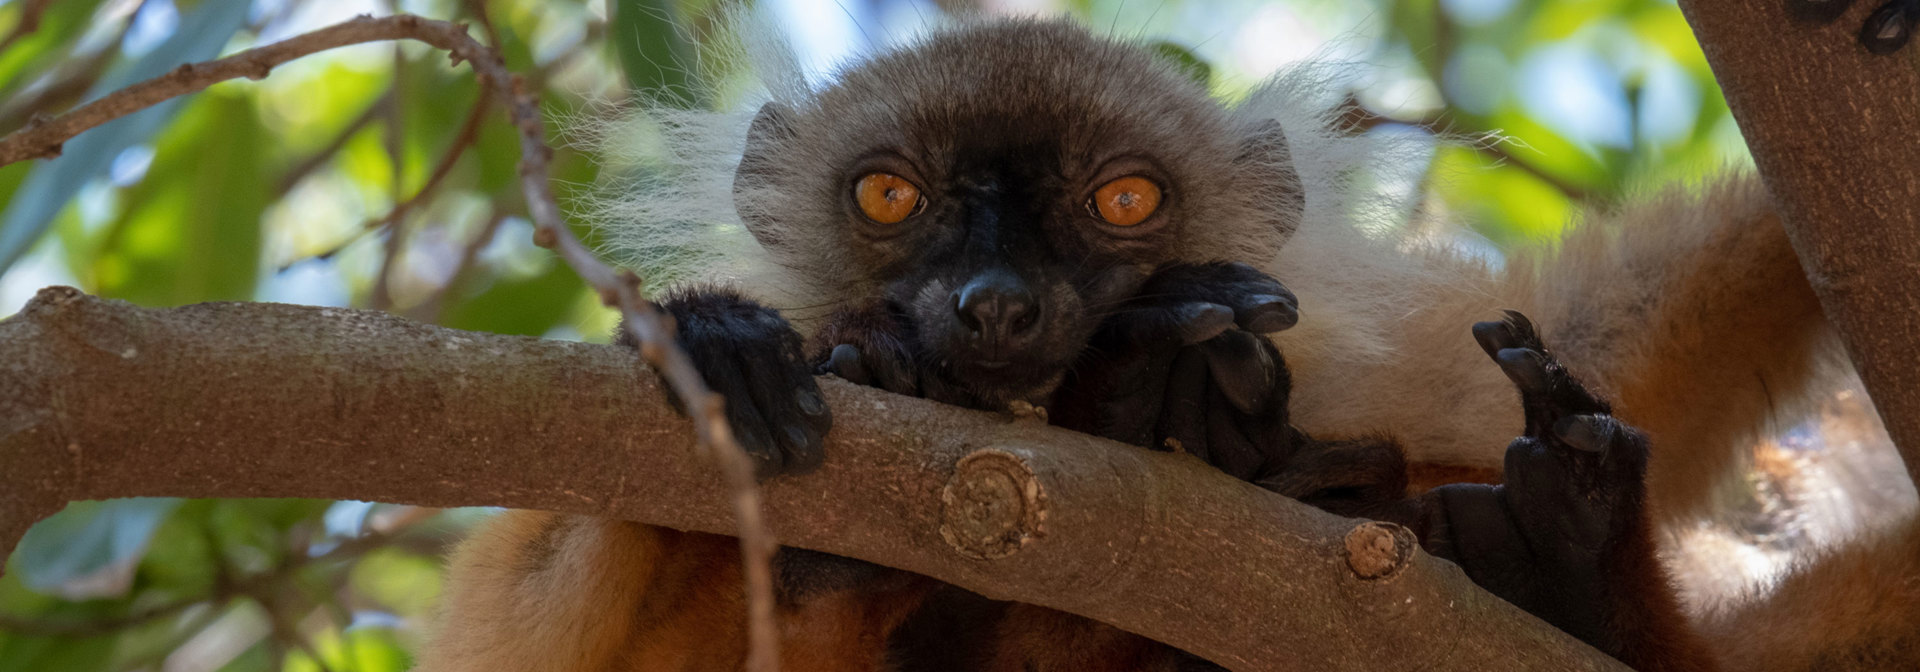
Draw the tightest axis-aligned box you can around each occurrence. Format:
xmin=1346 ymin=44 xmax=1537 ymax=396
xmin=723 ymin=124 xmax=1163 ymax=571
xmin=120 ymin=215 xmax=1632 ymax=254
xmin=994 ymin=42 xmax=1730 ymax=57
xmin=953 ymin=269 xmax=1039 ymax=352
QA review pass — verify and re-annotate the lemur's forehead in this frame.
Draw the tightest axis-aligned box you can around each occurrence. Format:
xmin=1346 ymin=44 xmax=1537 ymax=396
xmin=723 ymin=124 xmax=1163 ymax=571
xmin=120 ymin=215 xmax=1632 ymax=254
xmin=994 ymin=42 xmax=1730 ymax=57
xmin=801 ymin=19 xmax=1231 ymax=168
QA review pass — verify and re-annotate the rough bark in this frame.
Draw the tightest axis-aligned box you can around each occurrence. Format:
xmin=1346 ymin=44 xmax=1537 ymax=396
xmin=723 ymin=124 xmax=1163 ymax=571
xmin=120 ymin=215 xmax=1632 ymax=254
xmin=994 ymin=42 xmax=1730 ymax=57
xmin=0 ymin=287 xmax=1627 ymax=671
xmin=1678 ymin=0 xmax=1920 ymax=486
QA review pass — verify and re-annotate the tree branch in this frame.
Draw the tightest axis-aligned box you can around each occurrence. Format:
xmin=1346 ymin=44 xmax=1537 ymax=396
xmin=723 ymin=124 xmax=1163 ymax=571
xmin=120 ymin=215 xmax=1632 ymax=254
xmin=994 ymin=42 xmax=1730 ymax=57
xmin=1677 ymin=0 xmax=1920 ymax=487
xmin=0 ymin=287 xmax=1627 ymax=672
xmin=0 ymin=13 xmax=782 ymax=668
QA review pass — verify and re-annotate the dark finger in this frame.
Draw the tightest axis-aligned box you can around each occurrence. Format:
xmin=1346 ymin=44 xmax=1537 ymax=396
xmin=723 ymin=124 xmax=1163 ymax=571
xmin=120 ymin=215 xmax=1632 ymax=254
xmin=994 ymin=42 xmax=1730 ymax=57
xmin=739 ymin=346 xmax=827 ymax=475
xmin=825 ymin=344 xmax=872 ymax=386
xmin=1495 ymin=347 xmax=1551 ymax=395
xmin=1233 ymin=290 xmax=1299 ymax=334
xmin=1199 ymin=330 xmax=1278 ymax=415
xmin=706 ymin=358 xmax=784 ymax=478
xmin=1155 ymin=347 xmax=1213 ymax=459
xmin=1550 ymin=414 xmax=1615 ymax=454
xmin=785 ymin=351 xmax=834 ymax=440
xmin=1472 ymin=310 xmax=1541 ymax=359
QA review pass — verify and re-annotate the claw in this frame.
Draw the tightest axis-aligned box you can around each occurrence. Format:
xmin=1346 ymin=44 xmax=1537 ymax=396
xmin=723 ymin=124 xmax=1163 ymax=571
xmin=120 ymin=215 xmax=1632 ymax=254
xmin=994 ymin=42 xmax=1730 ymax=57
xmin=1473 ymin=310 xmax=1540 ymax=359
xmin=1494 ymin=347 xmax=1551 ymax=393
xmin=827 ymin=343 xmax=870 ymax=386
xmin=1173 ymin=302 xmax=1236 ymax=344
xmin=1236 ymin=293 xmax=1299 ymax=334
xmin=1201 ymin=330 xmax=1277 ymax=414
xmin=1551 ymin=415 xmax=1614 ymax=453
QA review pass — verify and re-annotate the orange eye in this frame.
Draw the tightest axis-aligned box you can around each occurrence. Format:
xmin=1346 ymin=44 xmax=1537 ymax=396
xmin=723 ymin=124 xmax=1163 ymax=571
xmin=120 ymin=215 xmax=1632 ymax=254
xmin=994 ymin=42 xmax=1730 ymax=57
xmin=855 ymin=172 xmax=924 ymax=224
xmin=1089 ymin=176 xmax=1162 ymax=227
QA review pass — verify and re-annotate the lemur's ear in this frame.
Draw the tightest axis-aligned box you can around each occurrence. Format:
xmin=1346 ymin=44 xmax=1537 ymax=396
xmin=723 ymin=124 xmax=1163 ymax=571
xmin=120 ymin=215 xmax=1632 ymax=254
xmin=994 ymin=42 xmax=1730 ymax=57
xmin=734 ymin=102 xmax=798 ymax=249
xmin=1237 ymin=119 xmax=1306 ymax=243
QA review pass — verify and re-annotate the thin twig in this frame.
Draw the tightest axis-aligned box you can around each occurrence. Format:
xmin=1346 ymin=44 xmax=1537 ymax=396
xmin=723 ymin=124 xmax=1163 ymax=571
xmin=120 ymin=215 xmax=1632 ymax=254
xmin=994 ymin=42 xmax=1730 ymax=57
xmin=1338 ymin=97 xmax=1593 ymax=202
xmin=274 ymin=91 xmax=390 ymax=196
xmin=0 ymin=597 xmax=203 ymax=638
xmin=369 ymin=86 xmax=491 ymax=311
xmin=370 ymin=44 xmax=408 ymax=312
xmin=406 ymin=208 xmax=507 ymax=323
xmin=0 ymin=4 xmax=136 ymax=136
xmin=0 ymin=14 xmax=782 ymax=670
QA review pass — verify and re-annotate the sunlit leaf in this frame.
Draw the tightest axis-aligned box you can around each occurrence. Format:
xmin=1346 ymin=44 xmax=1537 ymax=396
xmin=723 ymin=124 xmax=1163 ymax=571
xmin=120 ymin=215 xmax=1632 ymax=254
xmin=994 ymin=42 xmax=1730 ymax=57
xmin=610 ymin=0 xmax=702 ymax=106
xmin=438 ymin=260 xmax=588 ymax=336
xmin=286 ymin=625 xmax=412 ymax=672
xmin=0 ymin=0 xmax=110 ymax=94
xmin=0 ymin=0 xmax=249 ymax=275
xmin=1149 ymin=41 xmax=1212 ymax=88
xmin=90 ymin=89 xmax=268 ymax=306
xmin=350 ymin=549 xmax=443 ymax=617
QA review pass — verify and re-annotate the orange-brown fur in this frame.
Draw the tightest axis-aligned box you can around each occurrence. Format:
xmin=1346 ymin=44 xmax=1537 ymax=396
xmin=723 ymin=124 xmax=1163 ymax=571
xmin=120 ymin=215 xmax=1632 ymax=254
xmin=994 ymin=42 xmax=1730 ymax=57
xmin=420 ymin=513 xmax=931 ymax=672
xmin=421 ymin=15 xmax=1918 ymax=672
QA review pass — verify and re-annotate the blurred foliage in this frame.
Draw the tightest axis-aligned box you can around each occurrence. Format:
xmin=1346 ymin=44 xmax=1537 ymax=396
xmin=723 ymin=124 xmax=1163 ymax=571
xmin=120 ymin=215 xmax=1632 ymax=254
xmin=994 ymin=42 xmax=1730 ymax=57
xmin=0 ymin=0 xmax=1750 ymax=668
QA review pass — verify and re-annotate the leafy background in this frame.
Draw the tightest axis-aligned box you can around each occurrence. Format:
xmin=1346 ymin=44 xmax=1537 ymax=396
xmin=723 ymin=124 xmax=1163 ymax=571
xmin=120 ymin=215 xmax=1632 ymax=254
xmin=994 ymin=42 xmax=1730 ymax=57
xmin=0 ymin=0 xmax=1762 ymax=669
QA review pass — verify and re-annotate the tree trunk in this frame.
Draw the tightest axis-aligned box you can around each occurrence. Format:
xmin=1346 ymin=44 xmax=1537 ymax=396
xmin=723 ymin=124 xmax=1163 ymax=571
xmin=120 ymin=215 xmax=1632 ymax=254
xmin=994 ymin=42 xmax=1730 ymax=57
xmin=1678 ymin=0 xmax=1920 ymax=486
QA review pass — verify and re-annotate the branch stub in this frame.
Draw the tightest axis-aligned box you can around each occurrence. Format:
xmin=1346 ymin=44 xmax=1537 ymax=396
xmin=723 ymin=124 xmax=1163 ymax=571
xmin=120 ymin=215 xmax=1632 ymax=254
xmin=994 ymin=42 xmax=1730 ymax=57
xmin=1344 ymin=520 xmax=1416 ymax=580
xmin=940 ymin=448 xmax=1047 ymax=560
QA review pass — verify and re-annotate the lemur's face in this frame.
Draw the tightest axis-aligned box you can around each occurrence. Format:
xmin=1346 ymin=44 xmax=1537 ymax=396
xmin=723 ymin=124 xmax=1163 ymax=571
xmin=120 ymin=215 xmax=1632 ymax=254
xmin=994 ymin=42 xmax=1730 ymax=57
xmin=836 ymin=132 xmax=1180 ymax=406
xmin=733 ymin=20 xmax=1305 ymax=406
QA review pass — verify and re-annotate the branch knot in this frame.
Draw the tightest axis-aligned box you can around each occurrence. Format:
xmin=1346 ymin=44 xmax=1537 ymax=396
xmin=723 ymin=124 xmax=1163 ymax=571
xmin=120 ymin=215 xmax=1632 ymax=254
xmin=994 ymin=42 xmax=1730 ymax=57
xmin=940 ymin=448 xmax=1047 ymax=560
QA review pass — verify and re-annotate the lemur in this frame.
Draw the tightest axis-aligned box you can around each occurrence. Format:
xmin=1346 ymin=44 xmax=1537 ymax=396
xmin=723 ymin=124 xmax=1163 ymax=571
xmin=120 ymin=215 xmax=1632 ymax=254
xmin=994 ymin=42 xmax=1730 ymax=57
xmin=418 ymin=16 xmax=1919 ymax=672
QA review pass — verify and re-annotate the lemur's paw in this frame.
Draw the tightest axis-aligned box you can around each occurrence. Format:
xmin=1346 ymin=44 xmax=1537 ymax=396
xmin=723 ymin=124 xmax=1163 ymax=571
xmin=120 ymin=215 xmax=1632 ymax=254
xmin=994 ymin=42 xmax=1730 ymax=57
xmin=1473 ymin=310 xmax=1648 ymax=562
xmin=1102 ymin=261 xmax=1298 ymax=414
xmin=1053 ymin=262 xmax=1300 ymax=481
xmin=1861 ymin=0 xmax=1915 ymax=54
xmin=811 ymin=300 xmax=920 ymax=397
xmin=1472 ymin=310 xmax=1610 ymax=436
xmin=1130 ymin=261 xmax=1300 ymax=336
xmin=656 ymin=288 xmax=832 ymax=479
xmin=1789 ymin=0 xmax=1915 ymax=53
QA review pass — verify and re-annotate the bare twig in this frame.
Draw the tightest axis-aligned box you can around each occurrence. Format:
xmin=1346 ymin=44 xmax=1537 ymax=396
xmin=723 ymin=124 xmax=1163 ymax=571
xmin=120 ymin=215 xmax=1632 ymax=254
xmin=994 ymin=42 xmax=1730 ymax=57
xmin=369 ymin=87 xmax=490 ymax=311
xmin=1337 ymin=98 xmax=1593 ymax=202
xmin=0 ymin=14 xmax=784 ymax=670
xmin=0 ymin=596 xmax=204 ymax=638
xmin=406 ymin=208 xmax=507 ymax=323
xmin=0 ymin=5 xmax=134 ymax=135
xmin=274 ymin=92 xmax=389 ymax=196
xmin=370 ymin=45 xmax=408 ymax=312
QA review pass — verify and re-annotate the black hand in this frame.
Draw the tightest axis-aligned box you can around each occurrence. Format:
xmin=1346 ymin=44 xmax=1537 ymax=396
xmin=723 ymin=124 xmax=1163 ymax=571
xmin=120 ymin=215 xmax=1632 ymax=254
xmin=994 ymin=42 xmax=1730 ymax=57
xmin=639 ymin=287 xmax=832 ymax=479
xmin=1053 ymin=262 xmax=1300 ymax=481
xmin=1423 ymin=311 xmax=1654 ymax=648
xmin=811 ymin=300 xmax=920 ymax=397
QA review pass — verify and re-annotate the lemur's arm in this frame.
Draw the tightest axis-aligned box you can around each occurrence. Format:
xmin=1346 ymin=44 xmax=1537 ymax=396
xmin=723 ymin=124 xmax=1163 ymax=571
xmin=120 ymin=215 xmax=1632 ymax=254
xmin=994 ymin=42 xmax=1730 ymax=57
xmin=1351 ymin=313 xmax=1718 ymax=672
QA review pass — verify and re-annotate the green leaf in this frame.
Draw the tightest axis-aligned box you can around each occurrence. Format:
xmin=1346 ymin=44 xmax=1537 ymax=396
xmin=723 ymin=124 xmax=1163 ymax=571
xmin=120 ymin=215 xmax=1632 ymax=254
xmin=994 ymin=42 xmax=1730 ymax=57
xmin=0 ymin=0 xmax=110 ymax=94
xmin=0 ymin=631 xmax=115 ymax=672
xmin=90 ymin=90 xmax=268 ymax=306
xmin=438 ymin=259 xmax=589 ymax=336
xmin=609 ymin=0 xmax=703 ymax=106
xmin=286 ymin=626 xmax=412 ymax=672
xmin=0 ymin=0 xmax=249 ymax=275
xmin=1149 ymin=41 xmax=1212 ymax=88
xmin=350 ymin=549 xmax=443 ymax=617
xmin=10 ymin=499 xmax=181 ymax=596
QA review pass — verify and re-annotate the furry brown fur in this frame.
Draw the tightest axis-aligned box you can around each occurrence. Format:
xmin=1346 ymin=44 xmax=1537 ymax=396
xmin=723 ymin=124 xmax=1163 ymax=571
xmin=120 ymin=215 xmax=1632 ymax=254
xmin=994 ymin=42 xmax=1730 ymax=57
xmin=423 ymin=14 xmax=1918 ymax=672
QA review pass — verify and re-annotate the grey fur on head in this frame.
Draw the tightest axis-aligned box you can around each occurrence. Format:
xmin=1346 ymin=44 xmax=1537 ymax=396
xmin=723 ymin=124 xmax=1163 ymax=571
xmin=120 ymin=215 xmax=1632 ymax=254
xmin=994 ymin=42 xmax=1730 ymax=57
xmin=578 ymin=10 xmax=1430 ymax=329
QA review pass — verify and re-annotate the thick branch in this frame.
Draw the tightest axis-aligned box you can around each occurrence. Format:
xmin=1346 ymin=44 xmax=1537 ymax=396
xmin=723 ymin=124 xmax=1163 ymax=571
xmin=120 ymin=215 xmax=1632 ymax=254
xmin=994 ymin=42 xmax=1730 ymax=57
xmin=0 ymin=288 xmax=1625 ymax=671
xmin=1677 ymin=0 xmax=1920 ymax=486
xmin=0 ymin=13 xmax=783 ymax=667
